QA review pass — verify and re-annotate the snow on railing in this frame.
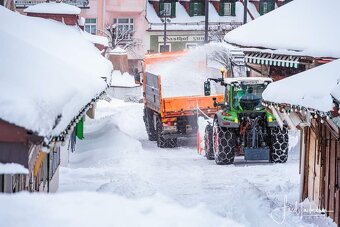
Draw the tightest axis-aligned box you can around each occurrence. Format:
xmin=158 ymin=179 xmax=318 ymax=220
xmin=15 ymin=0 xmax=89 ymax=8
xmin=148 ymin=21 xmax=243 ymax=31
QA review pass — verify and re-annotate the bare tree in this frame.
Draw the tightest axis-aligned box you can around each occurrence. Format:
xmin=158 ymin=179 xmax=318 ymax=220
xmin=208 ymin=45 xmax=247 ymax=78
xmin=105 ymin=23 xmax=143 ymax=58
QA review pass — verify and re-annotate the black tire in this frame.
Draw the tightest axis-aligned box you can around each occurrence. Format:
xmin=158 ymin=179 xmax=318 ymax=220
xmin=156 ymin=117 xmax=177 ymax=148
xmin=204 ymin=124 xmax=214 ymax=160
xmin=213 ymin=119 xmax=236 ymax=165
xmin=269 ymin=125 xmax=289 ymax=163
xmin=144 ymin=108 xmax=157 ymax=141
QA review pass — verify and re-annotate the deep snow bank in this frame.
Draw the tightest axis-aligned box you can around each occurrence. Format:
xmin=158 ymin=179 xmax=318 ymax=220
xmin=0 ymin=192 xmax=242 ymax=227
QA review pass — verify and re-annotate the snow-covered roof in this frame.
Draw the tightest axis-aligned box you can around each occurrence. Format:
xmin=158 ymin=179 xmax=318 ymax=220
xmin=225 ymin=0 xmax=340 ymax=59
xmin=263 ymin=59 xmax=340 ymax=113
xmin=82 ymin=30 xmax=109 ymax=47
xmin=111 ymin=46 xmax=127 ymax=55
xmin=0 ymin=7 xmax=113 ymax=139
xmin=146 ymin=2 xmax=259 ymax=31
xmin=0 ymin=163 xmax=29 ymax=174
xmin=111 ymin=71 xmax=138 ymax=87
xmin=24 ymin=2 xmax=81 ymax=15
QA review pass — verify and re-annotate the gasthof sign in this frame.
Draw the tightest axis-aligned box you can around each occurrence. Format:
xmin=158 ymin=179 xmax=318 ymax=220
xmin=158 ymin=35 xmax=205 ymax=42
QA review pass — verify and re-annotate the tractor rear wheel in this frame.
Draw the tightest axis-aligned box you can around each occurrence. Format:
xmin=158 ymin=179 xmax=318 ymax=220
xmin=156 ymin=117 xmax=177 ymax=148
xmin=213 ymin=120 xmax=236 ymax=165
xmin=269 ymin=125 xmax=289 ymax=163
xmin=144 ymin=108 xmax=157 ymax=141
xmin=204 ymin=124 xmax=214 ymax=160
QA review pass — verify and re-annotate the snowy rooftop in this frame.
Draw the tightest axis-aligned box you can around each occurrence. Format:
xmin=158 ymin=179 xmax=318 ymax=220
xmin=224 ymin=0 xmax=340 ymax=59
xmin=0 ymin=163 xmax=29 ymax=174
xmin=82 ymin=30 xmax=109 ymax=47
xmin=109 ymin=46 xmax=128 ymax=55
xmin=0 ymin=7 xmax=112 ymax=138
xmin=146 ymin=2 xmax=259 ymax=31
xmin=263 ymin=59 xmax=340 ymax=112
xmin=24 ymin=2 xmax=81 ymax=15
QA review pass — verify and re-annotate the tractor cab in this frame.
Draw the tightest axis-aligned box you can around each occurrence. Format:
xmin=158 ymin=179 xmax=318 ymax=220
xmin=227 ymin=79 xmax=271 ymax=112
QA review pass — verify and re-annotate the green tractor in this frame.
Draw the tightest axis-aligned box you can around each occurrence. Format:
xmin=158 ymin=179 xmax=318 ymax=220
xmin=203 ymin=74 xmax=288 ymax=165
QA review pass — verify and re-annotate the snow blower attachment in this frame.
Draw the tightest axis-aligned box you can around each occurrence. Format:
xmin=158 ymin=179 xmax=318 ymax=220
xmin=202 ymin=73 xmax=289 ymax=165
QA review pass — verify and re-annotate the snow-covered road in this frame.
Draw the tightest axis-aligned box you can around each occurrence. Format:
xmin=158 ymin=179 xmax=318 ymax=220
xmin=58 ymin=99 xmax=335 ymax=227
xmin=1 ymin=98 xmax=335 ymax=227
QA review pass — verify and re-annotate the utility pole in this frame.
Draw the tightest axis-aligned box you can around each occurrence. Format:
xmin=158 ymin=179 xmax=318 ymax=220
xmin=163 ymin=13 xmax=167 ymax=51
xmin=243 ymin=0 xmax=248 ymax=24
xmin=204 ymin=0 xmax=209 ymax=43
xmin=161 ymin=10 xmax=169 ymax=52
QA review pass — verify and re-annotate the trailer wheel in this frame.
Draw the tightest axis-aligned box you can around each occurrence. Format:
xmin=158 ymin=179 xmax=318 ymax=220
xmin=144 ymin=108 xmax=157 ymax=141
xmin=269 ymin=125 xmax=289 ymax=163
xmin=213 ymin=120 xmax=236 ymax=165
xmin=156 ymin=117 xmax=177 ymax=148
xmin=204 ymin=124 xmax=214 ymax=160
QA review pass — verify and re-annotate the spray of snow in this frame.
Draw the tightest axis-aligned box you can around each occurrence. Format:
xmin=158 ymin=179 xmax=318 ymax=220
xmin=147 ymin=42 xmax=239 ymax=97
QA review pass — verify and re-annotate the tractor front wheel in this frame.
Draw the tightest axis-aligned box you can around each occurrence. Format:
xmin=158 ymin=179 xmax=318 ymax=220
xmin=213 ymin=120 xmax=236 ymax=165
xmin=204 ymin=124 xmax=214 ymax=160
xmin=269 ymin=125 xmax=289 ymax=163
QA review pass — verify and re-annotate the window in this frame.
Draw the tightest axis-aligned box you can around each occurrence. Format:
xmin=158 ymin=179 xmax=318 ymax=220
xmin=84 ymin=18 xmax=97 ymax=35
xmin=163 ymin=3 xmax=172 ymax=16
xmin=114 ymin=18 xmax=134 ymax=40
xmin=263 ymin=2 xmax=268 ymax=14
xmin=223 ymin=3 xmax=232 ymax=16
xmin=159 ymin=43 xmax=171 ymax=53
xmin=193 ymin=3 xmax=201 ymax=16
xmin=186 ymin=43 xmax=197 ymax=49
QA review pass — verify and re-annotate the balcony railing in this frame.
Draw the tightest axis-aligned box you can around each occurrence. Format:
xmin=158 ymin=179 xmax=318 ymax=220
xmin=15 ymin=0 xmax=90 ymax=8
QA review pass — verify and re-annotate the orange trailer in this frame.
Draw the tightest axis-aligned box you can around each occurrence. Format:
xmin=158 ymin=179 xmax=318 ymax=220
xmin=143 ymin=52 xmax=223 ymax=148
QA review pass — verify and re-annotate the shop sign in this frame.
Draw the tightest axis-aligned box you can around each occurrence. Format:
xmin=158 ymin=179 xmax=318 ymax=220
xmin=158 ymin=35 xmax=205 ymax=42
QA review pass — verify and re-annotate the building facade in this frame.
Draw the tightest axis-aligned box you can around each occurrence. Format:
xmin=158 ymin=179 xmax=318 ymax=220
xmin=145 ymin=0 xmax=260 ymax=54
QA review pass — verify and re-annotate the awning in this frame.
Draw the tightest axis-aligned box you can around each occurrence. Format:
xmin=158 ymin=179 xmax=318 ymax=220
xmin=245 ymin=53 xmax=300 ymax=68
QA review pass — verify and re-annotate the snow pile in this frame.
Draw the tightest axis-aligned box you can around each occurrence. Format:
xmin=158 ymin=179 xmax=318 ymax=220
xmin=225 ymin=0 xmax=340 ymax=58
xmin=263 ymin=59 xmax=340 ymax=112
xmin=146 ymin=2 xmax=258 ymax=31
xmin=147 ymin=42 xmax=237 ymax=97
xmin=0 ymin=7 xmax=112 ymax=137
xmin=0 ymin=192 xmax=242 ymax=227
xmin=109 ymin=46 xmax=127 ymax=55
xmin=0 ymin=163 xmax=29 ymax=174
xmin=111 ymin=70 xmax=137 ymax=87
xmin=81 ymin=30 xmax=109 ymax=47
xmin=24 ymin=2 xmax=81 ymax=15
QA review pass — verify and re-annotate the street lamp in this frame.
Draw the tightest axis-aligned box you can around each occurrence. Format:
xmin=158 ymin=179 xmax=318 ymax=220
xmin=160 ymin=10 xmax=171 ymax=52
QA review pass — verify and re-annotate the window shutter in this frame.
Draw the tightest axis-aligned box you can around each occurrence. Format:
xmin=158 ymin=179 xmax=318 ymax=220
xmin=220 ymin=3 xmax=225 ymax=16
xmin=198 ymin=3 xmax=203 ymax=15
xmin=160 ymin=3 xmax=164 ymax=16
xmin=171 ymin=2 xmax=176 ymax=17
xmin=268 ymin=1 xmax=274 ymax=12
xmin=189 ymin=2 xmax=194 ymax=16
xmin=231 ymin=2 xmax=236 ymax=16
xmin=259 ymin=1 xmax=264 ymax=15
